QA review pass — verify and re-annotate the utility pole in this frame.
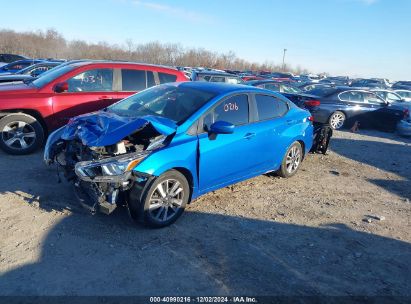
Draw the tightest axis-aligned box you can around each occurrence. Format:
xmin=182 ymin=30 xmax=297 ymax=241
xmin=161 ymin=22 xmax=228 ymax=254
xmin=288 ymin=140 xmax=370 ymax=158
xmin=282 ymin=48 xmax=287 ymax=71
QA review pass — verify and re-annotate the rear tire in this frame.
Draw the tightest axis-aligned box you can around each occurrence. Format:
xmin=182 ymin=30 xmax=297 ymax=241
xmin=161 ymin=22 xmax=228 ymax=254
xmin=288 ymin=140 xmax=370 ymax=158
xmin=129 ymin=170 xmax=190 ymax=228
xmin=0 ymin=113 xmax=45 ymax=155
xmin=329 ymin=111 xmax=345 ymax=130
xmin=277 ymin=142 xmax=303 ymax=178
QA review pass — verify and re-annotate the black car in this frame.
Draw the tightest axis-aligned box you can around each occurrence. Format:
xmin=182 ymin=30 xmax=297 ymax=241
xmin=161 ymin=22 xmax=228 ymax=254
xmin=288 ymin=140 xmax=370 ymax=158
xmin=298 ymin=82 xmax=333 ymax=92
xmin=190 ymin=70 xmax=243 ymax=84
xmin=392 ymin=81 xmax=411 ymax=91
xmin=0 ymin=61 xmax=63 ymax=84
xmin=350 ymin=78 xmax=389 ymax=89
xmin=319 ymin=76 xmax=350 ymax=86
xmin=305 ymin=87 xmax=407 ymax=130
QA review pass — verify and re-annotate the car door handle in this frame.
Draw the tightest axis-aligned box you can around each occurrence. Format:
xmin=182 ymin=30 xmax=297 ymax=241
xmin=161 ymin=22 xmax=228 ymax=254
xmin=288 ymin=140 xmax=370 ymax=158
xmin=286 ymin=119 xmax=295 ymax=125
xmin=243 ymin=132 xmax=256 ymax=140
xmin=98 ymin=96 xmax=114 ymax=100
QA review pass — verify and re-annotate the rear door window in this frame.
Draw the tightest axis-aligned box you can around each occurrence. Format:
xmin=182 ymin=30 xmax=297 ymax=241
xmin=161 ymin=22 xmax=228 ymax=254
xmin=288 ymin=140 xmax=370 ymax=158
xmin=121 ymin=69 xmax=146 ymax=91
xmin=67 ymin=68 xmax=114 ymax=92
xmin=339 ymin=91 xmax=365 ymax=103
xmin=255 ymin=94 xmax=288 ymax=121
xmin=364 ymin=93 xmax=385 ymax=104
xmin=158 ymin=72 xmax=177 ymax=84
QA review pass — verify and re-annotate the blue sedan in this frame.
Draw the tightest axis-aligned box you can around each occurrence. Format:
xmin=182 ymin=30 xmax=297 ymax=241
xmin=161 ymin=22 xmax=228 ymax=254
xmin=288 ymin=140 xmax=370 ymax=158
xmin=45 ymin=82 xmax=313 ymax=227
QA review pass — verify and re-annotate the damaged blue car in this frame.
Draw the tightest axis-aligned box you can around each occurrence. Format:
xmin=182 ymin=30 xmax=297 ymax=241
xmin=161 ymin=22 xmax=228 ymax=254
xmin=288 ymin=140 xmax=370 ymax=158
xmin=44 ymin=82 xmax=314 ymax=227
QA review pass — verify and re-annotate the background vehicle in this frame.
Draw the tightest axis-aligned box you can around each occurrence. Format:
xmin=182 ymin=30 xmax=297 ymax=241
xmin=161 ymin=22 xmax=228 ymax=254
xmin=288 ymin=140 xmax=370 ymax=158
xmin=191 ymin=70 xmax=243 ymax=84
xmin=45 ymin=82 xmax=314 ymax=227
xmin=394 ymin=90 xmax=411 ymax=102
xmin=0 ymin=61 xmax=63 ymax=83
xmin=392 ymin=81 xmax=411 ymax=91
xmin=299 ymin=83 xmax=332 ymax=92
xmin=319 ymin=76 xmax=350 ymax=86
xmin=245 ymin=80 xmax=322 ymax=116
xmin=0 ymin=61 xmax=187 ymax=155
xmin=0 ymin=54 xmax=28 ymax=67
xmin=350 ymin=78 xmax=389 ymax=89
xmin=305 ymin=87 xmax=407 ymax=130
xmin=0 ymin=59 xmax=44 ymax=74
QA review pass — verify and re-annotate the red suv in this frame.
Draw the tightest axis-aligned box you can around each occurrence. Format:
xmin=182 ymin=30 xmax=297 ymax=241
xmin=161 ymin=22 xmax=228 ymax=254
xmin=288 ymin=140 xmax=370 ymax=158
xmin=0 ymin=61 xmax=187 ymax=155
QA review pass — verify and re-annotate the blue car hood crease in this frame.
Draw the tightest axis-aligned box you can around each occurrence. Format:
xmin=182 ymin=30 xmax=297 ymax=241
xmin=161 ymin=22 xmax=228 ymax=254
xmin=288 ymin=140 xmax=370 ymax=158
xmin=60 ymin=111 xmax=178 ymax=147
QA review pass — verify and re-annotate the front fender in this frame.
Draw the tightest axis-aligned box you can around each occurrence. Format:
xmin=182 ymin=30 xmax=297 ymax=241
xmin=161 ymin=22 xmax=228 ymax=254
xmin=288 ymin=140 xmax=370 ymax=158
xmin=133 ymin=134 xmax=199 ymax=196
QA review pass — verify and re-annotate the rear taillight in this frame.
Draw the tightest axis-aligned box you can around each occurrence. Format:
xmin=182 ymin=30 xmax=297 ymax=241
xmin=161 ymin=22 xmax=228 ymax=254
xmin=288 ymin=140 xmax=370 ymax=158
xmin=304 ymin=100 xmax=321 ymax=107
xmin=308 ymin=116 xmax=314 ymax=122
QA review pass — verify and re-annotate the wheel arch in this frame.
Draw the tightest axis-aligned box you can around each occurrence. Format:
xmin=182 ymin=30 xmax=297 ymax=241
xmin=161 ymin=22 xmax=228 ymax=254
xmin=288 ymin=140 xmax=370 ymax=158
xmin=171 ymin=167 xmax=195 ymax=202
xmin=0 ymin=109 xmax=48 ymax=136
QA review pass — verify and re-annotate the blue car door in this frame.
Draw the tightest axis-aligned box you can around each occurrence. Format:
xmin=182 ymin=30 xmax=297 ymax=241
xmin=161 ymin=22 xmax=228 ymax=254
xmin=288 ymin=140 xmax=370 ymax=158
xmin=197 ymin=94 xmax=263 ymax=193
xmin=249 ymin=94 xmax=292 ymax=171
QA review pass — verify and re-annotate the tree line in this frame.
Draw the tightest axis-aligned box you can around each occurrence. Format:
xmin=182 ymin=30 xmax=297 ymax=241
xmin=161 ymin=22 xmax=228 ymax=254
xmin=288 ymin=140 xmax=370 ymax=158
xmin=0 ymin=28 xmax=310 ymax=74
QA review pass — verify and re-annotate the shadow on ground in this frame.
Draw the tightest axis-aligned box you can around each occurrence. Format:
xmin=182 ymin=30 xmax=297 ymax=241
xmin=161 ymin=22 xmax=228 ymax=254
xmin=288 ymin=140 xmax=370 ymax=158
xmin=330 ymin=132 xmax=411 ymax=199
xmin=0 ymin=205 xmax=410 ymax=296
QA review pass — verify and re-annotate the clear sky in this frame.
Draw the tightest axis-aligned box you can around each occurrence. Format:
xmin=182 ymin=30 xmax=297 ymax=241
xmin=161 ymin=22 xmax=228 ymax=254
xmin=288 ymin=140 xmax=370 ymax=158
xmin=1 ymin=0 xmax=410 ymax=80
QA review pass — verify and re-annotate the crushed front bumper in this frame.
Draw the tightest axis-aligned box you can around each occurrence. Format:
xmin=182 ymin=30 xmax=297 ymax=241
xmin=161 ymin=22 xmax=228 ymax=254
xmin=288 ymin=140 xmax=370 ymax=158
xmin=73 ymin=166 xmax=154 ymax=215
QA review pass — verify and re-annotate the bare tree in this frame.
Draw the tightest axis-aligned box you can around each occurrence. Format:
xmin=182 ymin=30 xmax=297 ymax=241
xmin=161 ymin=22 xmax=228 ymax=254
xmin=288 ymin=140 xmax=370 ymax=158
xmin=0 ymin=28 xmax=309 ymax=74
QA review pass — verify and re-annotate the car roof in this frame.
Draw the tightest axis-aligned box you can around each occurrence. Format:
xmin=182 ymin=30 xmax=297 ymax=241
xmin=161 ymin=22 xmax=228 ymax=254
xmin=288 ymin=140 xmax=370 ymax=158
xmin=172 ymin=81 xmax=268 ymax=94
xmin=64 ymin=60 xmax=180 ymax=71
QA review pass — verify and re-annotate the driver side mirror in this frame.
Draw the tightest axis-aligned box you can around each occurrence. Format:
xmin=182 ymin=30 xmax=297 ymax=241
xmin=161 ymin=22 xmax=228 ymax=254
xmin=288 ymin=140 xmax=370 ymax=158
xmin=53 ymin=82 xmax=68 ymax=93
xmin=209 ymin=121 xmax=235 ymax=134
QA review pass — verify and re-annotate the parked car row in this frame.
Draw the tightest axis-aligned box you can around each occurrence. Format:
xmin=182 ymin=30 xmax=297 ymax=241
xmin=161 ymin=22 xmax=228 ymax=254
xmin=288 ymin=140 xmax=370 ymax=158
xmin=0 ymin=60 xmax=187 ymax=155
xmin=0 ymin=58 xmax=409 ymax=157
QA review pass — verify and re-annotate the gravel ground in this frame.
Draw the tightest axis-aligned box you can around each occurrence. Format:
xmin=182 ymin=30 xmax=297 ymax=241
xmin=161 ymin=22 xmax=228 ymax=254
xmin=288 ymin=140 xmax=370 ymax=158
xmin=0 ymin=130 xmax=410 ymax=297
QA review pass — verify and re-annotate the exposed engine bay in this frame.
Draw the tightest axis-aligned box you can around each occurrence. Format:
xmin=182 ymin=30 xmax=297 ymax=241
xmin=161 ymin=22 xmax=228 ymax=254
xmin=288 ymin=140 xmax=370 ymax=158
xmin=44 ymin=112 xmax=177 ymax=216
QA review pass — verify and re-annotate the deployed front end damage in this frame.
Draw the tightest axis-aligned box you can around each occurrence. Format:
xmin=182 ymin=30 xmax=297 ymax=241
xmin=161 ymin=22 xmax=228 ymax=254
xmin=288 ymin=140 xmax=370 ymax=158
xmin=44 ymin=112 xmax=177 ymax=215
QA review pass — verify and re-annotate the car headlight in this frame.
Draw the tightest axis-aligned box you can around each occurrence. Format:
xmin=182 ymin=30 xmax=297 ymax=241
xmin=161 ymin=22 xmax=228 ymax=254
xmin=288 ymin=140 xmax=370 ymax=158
xmin=75 ymin=152 xmax=147 ymax=178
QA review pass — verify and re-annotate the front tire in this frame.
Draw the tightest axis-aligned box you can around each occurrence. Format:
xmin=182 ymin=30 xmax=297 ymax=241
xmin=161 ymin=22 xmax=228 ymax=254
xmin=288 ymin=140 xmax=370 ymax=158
xmin=0 ymin=113 xmax=45 ymax=155
xmin=277 ymin=142 xmax=303 ymax=178
xmin=329 ymin=111 xmax=345 ymax=130
xmin=130 ymin=170 xmax=190 ymax=228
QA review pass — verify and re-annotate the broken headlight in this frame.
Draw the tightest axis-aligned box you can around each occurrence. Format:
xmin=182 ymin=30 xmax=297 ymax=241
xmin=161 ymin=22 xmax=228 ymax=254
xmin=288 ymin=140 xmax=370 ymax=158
xmin=75 ymin=152 xmax=148 ymax=178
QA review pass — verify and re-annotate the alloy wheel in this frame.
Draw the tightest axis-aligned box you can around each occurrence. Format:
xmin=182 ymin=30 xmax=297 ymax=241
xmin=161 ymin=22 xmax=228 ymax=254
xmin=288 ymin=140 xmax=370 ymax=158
xmin=148 ymin=179 xmax=184 ymax=222
xmin=286 ymin=146 xmax=301 ymax=174
xmin=330 ymin=113 xmax=345 ymax=129
xmin=1 ymin=121 xmax=36 ymax=150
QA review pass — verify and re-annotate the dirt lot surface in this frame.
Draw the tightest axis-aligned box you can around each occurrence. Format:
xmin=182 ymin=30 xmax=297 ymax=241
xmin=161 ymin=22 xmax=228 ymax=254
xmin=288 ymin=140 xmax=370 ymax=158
xmin=0 ymin=130 xmax=410 ymax=297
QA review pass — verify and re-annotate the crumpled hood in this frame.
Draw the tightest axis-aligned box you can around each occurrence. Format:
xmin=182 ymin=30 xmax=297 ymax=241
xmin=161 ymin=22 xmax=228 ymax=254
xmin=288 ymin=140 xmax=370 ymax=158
xmin=60 ymin=110 xmax=177 ymax=147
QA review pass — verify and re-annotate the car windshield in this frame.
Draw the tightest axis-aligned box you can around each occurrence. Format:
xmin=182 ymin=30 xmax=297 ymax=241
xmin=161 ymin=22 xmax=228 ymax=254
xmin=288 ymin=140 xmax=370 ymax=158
xmin=108 ymin=85 xmax=217 ymax=124
xmin=31 ymin=65 xmax=76 ymax=88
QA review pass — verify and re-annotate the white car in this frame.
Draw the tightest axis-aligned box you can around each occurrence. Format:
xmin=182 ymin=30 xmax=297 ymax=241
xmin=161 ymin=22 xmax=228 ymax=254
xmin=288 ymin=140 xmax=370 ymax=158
xmin=394 ymin=90 xmax=411 ymax=102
